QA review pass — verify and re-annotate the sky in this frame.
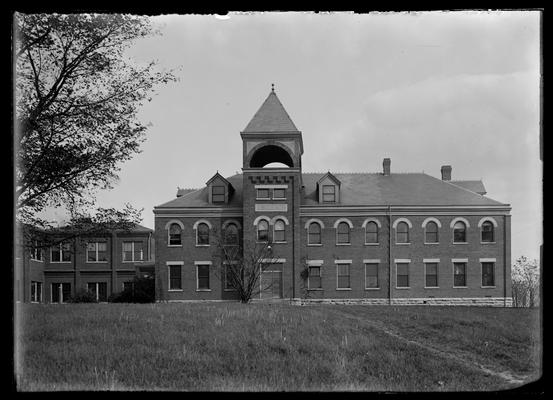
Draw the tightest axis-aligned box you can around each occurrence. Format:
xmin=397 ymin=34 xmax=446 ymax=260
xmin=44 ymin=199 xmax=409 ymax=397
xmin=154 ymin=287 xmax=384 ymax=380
xmin=45 ymin=11 xmax=542 ymax=261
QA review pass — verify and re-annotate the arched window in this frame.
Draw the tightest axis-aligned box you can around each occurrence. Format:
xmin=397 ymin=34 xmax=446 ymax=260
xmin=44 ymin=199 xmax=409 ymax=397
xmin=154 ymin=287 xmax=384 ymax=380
xmin=336 ymin=222 xmax=350 ymax=244
xmin=169 ymin=223 xmax=182 ymax=246
xmin=365 ymin=221 xmax=379 ymax=244
xmin=396 ymin=222 xmax=409 ymax=243
xmin=257 ymin=220 xmax=269 ymax=242
xmin=273 ymin=220 xmax=285 ymax=242
xmin=308 ymin=222 xmax=322 ymax=245
xmin=425 ymin=221 xmax=439 ymax=243
xmin=197 ymin=223 xmax=210 ymax=245
xmin=453 ymin=221 xmax=467 ymax=243
xmin=481 ymin=221 xmax=494 ymax=242
xmin=224 ymin=223 xmax=239 ymax=245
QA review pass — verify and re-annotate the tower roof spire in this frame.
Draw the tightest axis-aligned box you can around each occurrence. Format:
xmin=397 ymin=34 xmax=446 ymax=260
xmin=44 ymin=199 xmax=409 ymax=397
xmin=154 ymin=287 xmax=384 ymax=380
xmin=242 ymin=86 xmax=300 ymax=133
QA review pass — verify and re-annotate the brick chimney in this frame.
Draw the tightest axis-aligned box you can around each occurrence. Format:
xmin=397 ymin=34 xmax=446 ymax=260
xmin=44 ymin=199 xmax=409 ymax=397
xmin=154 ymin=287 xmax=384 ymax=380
xmin=383 ymin=158 xmax=391 ymax=176
xmin=441 ymin=165 xmax=452 ymax=181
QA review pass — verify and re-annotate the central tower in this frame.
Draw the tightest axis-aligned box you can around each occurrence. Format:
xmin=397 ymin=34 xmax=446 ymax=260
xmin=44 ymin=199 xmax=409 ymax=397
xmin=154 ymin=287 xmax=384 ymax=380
xmin=240 ymin=86 xmax=303 ymax=299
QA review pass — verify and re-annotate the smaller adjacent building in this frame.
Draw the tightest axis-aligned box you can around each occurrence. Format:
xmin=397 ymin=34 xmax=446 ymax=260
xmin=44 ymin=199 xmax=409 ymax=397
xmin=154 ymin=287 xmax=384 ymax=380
xmin=14 ymin=223 xmax=154 ymax=303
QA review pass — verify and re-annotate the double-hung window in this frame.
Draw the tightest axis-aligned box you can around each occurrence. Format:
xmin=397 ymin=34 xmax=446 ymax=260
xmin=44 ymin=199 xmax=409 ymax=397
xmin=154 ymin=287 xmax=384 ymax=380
xmin=87 ymin=242 xmax=107 ymax=262
xmin=308 ymin=222 xmax=322 ymax=245
xmin=51 ymin=242 xmax=71 ymax=263
xmin=365 ymin=263 xmax=379 ymax=289
xmin=168 ymin=264 xmax=182 ymax=290
xmin=453 ymin=262 xmax=467 ymax=287
xmin=425 ymin=222 xmax=439 ymax=243
xmin=481 ymin=262 xmax=495 ymax=287
xmin=425 ymin=263 xmax=439 ymax=287
xmin=396 ymin=262 xmax=410 ymax=288
xmin=336 ymin=263 xmax=351 ymax=289
xmin=31 ymin=281 xmax=42 ymax=303
xmin=51 ymin=283 xmax=71 ymax=303
xmin=308 ymin=266 xmax=322 ymax=289
xmin=481 ymin=222 xmax=494 ymax=243
xmin=197 ymin=264 xmax=210 ymax=290
xmin=212 ymin=185 xmax=225 ymax=203
xmin=322 ymin=185 xmax=336 ymax=203
xmin=87 ymin=282 xmax=108 ymax=302
xmin=123 ymin=241 xmax=144 ymax=262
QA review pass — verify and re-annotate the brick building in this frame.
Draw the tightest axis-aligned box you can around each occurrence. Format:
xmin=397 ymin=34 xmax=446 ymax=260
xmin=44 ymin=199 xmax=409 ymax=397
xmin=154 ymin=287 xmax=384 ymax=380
xmin=15 ymin=224 xmax=154 ymax=303
xmin=154 ymin=88 xmax=512 ymax=306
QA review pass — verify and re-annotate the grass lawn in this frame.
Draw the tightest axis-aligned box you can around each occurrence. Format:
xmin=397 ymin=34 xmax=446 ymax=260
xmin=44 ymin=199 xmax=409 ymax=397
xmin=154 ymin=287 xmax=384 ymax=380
xmin=14 ymin=302 xmax=541 ymax=391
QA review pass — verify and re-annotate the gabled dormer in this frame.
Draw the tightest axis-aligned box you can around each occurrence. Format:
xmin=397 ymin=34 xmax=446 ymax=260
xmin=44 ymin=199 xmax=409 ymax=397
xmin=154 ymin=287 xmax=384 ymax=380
xmin=317 ymin=172 xmax=341 ymax=204
xmin=206 ymin=172 xmax=234 ymax=204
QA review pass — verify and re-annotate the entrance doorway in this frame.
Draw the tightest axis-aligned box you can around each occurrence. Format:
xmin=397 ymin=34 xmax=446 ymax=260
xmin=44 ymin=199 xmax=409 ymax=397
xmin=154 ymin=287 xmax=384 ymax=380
xmin=260 ymin=269 xmax=282 ymax=299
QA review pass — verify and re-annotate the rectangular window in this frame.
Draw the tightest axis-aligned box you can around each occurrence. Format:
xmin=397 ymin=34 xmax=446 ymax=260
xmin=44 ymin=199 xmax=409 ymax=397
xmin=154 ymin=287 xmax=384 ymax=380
xmin=168 ymin=265 xmax=182 ymax=290
xmin=273 ymin=188 xmax=286 ymax=199
xmin=31 ymin=281 xmax=42 ymax=303
xmin=197 ymin=264 xmax=210 ymax=290
xmin=212 ymin=185 xmax=225 ymax=203
xmin=396 ymin=263 xmax=409 ymax=288
xmin=87 ymin=282 xmax=108 ymax=302
xmin=123 ymin=242 xmax=144 ymax=262
xmin=365 ymin=263 xmax=379 ymax=288
xmin=337 ymin=263 xmax=350 ymax=289
xmin=256 ymin=188 xmax=270 ymax=199
xmin=87 ymin=242 xmax=107 ymax=262
xmin=425 ymin=263 xmax=439 ymax=287
xmin=224 ymin=264 xmax=237 ymax=290
xmin=51 ymin=242 xmax=71 ymax=263
xmin=51 ymin=283 xmax=71 ymax=303
xmin=322 ymin=185 xmax=336 ymax=203
xmin=30 ymin=241 xmax=43 ymax=261
xmin=453 ymin=262 xmax=467 ymax=287
xmin=308 ymin=266 xmax=322 ymax=289
xmin=482 ymin=262 xmax=495 ymax=287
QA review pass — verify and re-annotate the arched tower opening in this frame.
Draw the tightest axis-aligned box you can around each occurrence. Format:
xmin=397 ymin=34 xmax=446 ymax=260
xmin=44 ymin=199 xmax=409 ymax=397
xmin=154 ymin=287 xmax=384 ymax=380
xmin=249 ymin=145 xmax=294 ymax=168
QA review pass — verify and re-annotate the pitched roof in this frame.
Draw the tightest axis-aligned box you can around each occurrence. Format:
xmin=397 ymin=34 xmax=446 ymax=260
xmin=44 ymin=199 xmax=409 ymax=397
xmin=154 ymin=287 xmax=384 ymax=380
xmin=450 ymin=180 xmax=487 ymax=195
xmin=156 ymin=172 xmax=507 ymax=209
xmin=176 ymin=188 xmax=199 ymax=197
xmin=301 ymin=173 xmax=504 ymax=206
xmin=156 ymin=174 xmax=244 ymax=208
xmin=242 ymin=90 xmax=300 ymax=133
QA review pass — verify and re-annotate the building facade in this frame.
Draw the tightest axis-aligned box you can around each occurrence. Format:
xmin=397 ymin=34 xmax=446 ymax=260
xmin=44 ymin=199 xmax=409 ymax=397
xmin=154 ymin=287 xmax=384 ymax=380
xmin=15 ymin=224 xmax=154 ymax=303
xmin=154 ymin=88 xmax=512 ymax=306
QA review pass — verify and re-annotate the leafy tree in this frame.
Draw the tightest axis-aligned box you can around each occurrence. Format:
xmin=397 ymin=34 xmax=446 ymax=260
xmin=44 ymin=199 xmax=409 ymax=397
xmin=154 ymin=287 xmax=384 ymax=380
xmin=512 ymin=256 xmax=540 ymax=308
xmin=109 ymin=276 xmax=155 ymax=303
xmin=14 ymin=13 xmax=176 ymax=230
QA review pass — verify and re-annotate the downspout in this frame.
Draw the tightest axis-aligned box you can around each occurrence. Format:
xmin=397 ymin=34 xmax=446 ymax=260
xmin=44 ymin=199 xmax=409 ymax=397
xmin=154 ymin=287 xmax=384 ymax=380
xmin=291 ymin=175 xmax=296 ymax=301
xmin=503 ymin=215 xmax=507 ymax=307
xmin=388 ymin=205 xmax=392 ymax=305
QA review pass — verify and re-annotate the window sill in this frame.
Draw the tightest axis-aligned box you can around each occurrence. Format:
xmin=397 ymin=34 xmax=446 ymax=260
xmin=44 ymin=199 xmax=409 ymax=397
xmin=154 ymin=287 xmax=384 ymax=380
xmin=365 ymin=287 xmax=380 ymax=290
xmin=481 ymin=242 xmax=496 ymax=245
xmin=395 ymin=243 xmax=410 ymax=245
xmin=50 ymin=261 xmax=72 ymax=264
xmin=167 ymin=245 xmax=183 ymax=248
xmin=336 ymin=288 xmax=352 ymax=291
xmin=364 ymin=243 xmax=379 ymax=246
xmin=424 ymin=286 xmax=440 ymax=289
xmin=453 ymin=286 xmax=468 ymax=289
xmin=30 ymin=259 xmax=44 ymax=263
xmin=307 ymin=288 xmax=323 ymax=291
xmin=453 ymin=242 xmax=468 ymax=245
xmin=196 ymin=289 xmax=212 ymax=292
xmin=272 ymin=198 xmax=286 ymax=201
xmin=273 ymin=241 xmax=287 ymax=244
xmin=336 ymin=243 xmax=351 ymax=246
xmin=195 ymin=244 xmax=210 ymax=247
xmin=395 ymin=287 xmax=411 ymax=289
xmin=168 ymin=289 xmax=183 ymax=292
xmin=256 ymin=198 xmax=271 ymax=201
xmin=86 ymin=261 xmax=108 ymax=264
xmin=424 ymin=242 xmax=440 ymax=245
xmin=481 ymin=286 xmax=496 ymax=289
xmin=122 ymin=261 xmax=144 ymax=263
xmin=307 ymin=244 xmax=323 ymax=247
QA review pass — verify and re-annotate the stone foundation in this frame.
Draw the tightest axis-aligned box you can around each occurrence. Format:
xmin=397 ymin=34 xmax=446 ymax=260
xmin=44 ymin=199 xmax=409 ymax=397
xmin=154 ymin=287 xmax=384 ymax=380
xmin=290 ymin=297 xmax=513 ymax=307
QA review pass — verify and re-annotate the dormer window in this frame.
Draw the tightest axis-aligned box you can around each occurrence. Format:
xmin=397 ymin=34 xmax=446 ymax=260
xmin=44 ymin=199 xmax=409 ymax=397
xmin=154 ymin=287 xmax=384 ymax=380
xmin=212 ymin=186 xmax=225 ymax=203
xmin=322 ymin=185 xmax=336 ymax=203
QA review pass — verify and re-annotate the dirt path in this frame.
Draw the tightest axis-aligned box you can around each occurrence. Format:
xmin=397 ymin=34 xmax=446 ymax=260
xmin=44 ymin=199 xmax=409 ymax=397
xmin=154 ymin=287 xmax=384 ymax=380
xmin=327 ymin=309 xmax=530 ymax=387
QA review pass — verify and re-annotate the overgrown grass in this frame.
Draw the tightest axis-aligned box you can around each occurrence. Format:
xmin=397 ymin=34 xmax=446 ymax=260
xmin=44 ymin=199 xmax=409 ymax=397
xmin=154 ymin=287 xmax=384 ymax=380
xmin=14 ymin=303 xmax=541 ymax=391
